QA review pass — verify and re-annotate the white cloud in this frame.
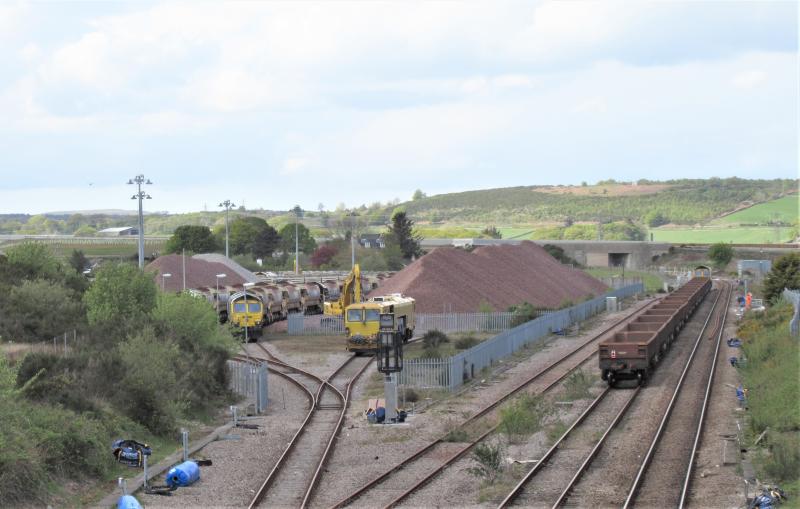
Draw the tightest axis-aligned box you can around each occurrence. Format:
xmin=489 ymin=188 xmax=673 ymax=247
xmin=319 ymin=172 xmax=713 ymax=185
xmin=732 ymin=70 xmax=767 ymax=89
xmin=280 ymin=157 xmax=310 ymax=176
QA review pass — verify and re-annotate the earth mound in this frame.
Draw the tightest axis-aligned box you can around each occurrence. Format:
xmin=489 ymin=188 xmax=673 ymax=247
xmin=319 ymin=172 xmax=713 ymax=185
xmin=376 ymin=241 xmax=608 ymax=313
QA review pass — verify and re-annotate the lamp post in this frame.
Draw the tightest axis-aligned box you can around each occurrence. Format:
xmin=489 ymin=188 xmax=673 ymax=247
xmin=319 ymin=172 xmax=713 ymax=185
xmin=243 ymin=282 xmax=255 ymax=343
xmin=161 ymin=273 xmax=171 ymax=291
xmin=292 ymin=205 xmax=303 ymax=274
xmin=348 ymin=211 xmax=359 ymax=269
xmin=219 ymin=200 xmax=235 ymax=258
xmin=216 ymin=273 xmax=227 ymax=313
xmin=127 ymin=175 xmax=152 ymax=269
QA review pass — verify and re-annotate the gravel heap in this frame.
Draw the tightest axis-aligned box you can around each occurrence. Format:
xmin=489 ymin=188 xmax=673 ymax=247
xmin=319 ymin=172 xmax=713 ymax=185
xmin=376 ymin=241 xmax=608 ymax=313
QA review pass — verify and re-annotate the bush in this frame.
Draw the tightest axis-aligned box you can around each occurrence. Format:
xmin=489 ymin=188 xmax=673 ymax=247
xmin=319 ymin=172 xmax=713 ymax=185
xmin=763 ymin=432 xmax=800 ymax=482
xmin=403 ymin=388 xmax=419 ymax=403
xmin=422 ymin=330 xmax=449 ymax=349
xmin=509 ymin=302 xmax=545 ymax=327
xmin=562 ymin=370 xmax=595 ymax=401
xmin=467 ymin=441 xmax=505 ymax=483
xmin=708 ymin=242 xmax=734 ymax=268
xmin=115 ymin=328 xmax=184 ymax=433
xmin=443 ymin=428 xmax=469 ymax=442
xmin=455 ymin=335 xmax=480 ymax=350
xmin=499 ymin=394 xmax=552 ymax=442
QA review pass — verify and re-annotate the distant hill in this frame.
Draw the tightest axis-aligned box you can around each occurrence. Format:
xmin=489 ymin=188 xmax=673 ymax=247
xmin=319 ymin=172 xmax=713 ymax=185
xmin=399 ymin=178 xmax=797 ymax=226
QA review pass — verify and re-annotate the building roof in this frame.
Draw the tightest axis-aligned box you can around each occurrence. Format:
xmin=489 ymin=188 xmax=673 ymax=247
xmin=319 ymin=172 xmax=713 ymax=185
xmin=145 ymin=254 xmax=248 ymax=292
xmin=98 ymin=226 xmax=135 ymax=234
xmin=192 ymin=253 xmax=259 ymax=283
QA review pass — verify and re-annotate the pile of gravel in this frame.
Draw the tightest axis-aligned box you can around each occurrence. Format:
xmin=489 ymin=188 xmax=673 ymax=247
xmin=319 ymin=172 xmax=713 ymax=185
xmin=376 ymin=241 xmax=608 ymax=313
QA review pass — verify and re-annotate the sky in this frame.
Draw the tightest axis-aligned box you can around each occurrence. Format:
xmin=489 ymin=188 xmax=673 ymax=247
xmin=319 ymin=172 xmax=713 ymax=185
xmin=0 ymin=1 xmax=797 ymax=215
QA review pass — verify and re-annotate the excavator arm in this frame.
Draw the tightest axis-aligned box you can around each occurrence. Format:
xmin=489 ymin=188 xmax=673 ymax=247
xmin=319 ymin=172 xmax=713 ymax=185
xmin=324 ymin=264 xmax=362 ymax=316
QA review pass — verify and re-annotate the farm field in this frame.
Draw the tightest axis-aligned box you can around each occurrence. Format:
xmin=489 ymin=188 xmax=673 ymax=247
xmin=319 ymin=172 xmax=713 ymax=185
xmin=0 ymin=238 xmax=168 ymax=258
xmin=649 ymin=226 xmax=794 ymax=244
xmin=713 ymin=194 xmax=799 ymax=225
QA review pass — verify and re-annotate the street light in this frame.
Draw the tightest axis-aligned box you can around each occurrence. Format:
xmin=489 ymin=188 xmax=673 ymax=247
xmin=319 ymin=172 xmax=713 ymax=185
xmin=293 ymin=205 xmax=303 ymax=274
xmin=127 ymin=175 xmax=153 ymax=269
xmin=219 ymin=200 xmax=235 ymax=258
xmin=215 ymin=273 xmax=227 ymax=313
xmin=243 ymin=282 xmax=255 ymax=344
xmin=348 ymin=211 xmax=359 ymax=269
xmin=161 ymin=273 xmax=171 ymax=291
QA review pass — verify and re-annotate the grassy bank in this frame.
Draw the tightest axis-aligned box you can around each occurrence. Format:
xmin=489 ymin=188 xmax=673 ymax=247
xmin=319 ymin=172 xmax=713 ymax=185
xmin=737 ymin=301 xmax=800 ymax=497
xmin=584 ymin=268 xmax=664 ymax=293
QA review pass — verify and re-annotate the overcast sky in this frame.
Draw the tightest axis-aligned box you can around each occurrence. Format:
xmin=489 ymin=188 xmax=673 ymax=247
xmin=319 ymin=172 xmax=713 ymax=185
xmin=0 ymin=1 xmax=797 ymax=215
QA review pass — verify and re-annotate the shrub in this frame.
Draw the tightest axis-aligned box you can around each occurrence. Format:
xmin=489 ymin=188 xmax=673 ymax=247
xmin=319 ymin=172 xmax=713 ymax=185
xmin=467 ymin=441 xmax=505 ymax=483
xmin=403 ymin=388 xmax=420 ymax=403
xmin=764 ymin=432 xmax=800 ymax=482
xmin=708 ymin=242 xmax=734 ymax=268
xmin=422 ymin=330 xmax=449 ymax=349
xmin=443 ymin=428 xmax=469 ymax=443
xmin=509 ymin=302 xmax=545 ymax=327
xmin=499 ymin=394 xmax=552 ymax=442
xmin=455 ymin=335 xmax=480 ymax=350
xmin=562 ymin=370 xmax=595 ymax=401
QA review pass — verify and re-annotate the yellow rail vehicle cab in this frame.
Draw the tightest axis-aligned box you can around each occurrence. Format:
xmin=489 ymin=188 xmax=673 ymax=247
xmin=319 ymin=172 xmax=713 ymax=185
xmin=345 ymin=295 xmax=415 ymax=354
xmin=228 ymin=291 xmax=265 ymax=339
xmin=693 ymin=265 xmax=712 ymax=278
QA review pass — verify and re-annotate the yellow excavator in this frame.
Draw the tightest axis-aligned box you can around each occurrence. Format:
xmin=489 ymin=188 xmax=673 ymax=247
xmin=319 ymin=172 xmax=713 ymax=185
xmin=323 ymin=264 xmax=363 ymax=316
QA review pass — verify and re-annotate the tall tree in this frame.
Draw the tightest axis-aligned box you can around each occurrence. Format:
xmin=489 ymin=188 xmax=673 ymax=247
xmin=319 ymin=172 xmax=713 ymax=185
xmin=708 ymin=242 xmax=734 ymax=268
xmin=386 ymin=211 xmax=423 ymax=260
xmin=83 ymin=263 xmax=157 ymax=328
xmin=165 ymin=225 xmax=218 ymax=254
xmin=763 ymin=252 xmax=800 ymax=303
xmin=279 ymin=223 xmax=317 ymax=256
xmin=228 ymin=217 xmax=280 ymax=259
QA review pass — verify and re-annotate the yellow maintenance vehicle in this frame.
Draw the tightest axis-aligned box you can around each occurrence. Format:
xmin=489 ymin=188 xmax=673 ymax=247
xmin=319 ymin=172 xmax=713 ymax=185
xmin=323 ymin=264 xmax=363 ymax=316
xmin=344 ymin=294 xmax=416 ymax=354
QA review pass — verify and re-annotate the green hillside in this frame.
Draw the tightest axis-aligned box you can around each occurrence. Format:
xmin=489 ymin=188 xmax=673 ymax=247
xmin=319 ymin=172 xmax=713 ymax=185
xmin=400 ymin=178 xmax=796 ymax=226
xmin=713 ymin=194 xmax=799 ymax=225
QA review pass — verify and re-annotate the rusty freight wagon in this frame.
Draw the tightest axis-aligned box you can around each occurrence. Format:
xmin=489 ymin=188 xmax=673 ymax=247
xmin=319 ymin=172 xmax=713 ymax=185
xmin=599 ymin=276 xmax=712 ymax=386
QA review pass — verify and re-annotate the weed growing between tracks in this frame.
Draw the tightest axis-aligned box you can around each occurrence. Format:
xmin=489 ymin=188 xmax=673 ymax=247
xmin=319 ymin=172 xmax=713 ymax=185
xmin=737 ymin=301 xmax=800 ymax=497
xmin=499 ymin=394 xmax=553 ymax=444
xmin=561 ymin=370 xmax=597 ymax=401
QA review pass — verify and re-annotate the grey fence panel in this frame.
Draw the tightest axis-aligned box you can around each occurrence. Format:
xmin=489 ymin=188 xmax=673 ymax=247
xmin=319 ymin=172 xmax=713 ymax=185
xmin=227 ymin=360 xmax=269 ymax=413
xmin=397 ymin=357 xmax=452 ymax=389
xmin=784 ymin=289 xmax=800 ymax=337
xmin=416 ymin=312 xmax=514 ymax=333
xmin=288 ymin=312 xmax=513 ymax=336
xmin=287 ymin=313 xmax=345 ymax=335
xmin=400 ymin=283 xmax=644 ymax=391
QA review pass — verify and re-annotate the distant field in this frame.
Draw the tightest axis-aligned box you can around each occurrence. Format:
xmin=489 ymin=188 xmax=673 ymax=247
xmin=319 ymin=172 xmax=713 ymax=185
xmin=650 ymin=227 xmax=794 ymax=244
xmin=1 ymin=238 xmax=168 ymax=258
xmin=713 ymin=195 xmax=799 ymax=225
xmin=497 ymin=227 xmax=536 ymax=239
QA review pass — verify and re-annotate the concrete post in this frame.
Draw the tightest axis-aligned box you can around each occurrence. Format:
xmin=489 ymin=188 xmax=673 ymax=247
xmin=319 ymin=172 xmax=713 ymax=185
xmin=384 ymin=374 xmax=398 ymax=422
xmin=181 ymin=429 xmax=189 ymax=462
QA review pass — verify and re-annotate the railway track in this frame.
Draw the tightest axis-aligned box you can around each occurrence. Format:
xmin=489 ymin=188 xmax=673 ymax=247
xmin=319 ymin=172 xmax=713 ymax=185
xmin=330 ymin=299 xmax=661 ymax=509
xmin=624 ymin=281 xmax=732 ymax=509
xmin=245 ymin=343 xmax=372 ymax=509
xmin=559 ymin=281 xmax=728 ymax=508
xmin=498 ymin=385 xmax=642 ymax=507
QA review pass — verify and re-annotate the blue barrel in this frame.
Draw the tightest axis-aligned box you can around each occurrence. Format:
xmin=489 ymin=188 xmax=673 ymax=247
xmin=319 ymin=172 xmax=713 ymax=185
xmin=165 ymin=460 xmax=200 ymax=487
xmin=117 ymin=495 xmax=142 ymax=509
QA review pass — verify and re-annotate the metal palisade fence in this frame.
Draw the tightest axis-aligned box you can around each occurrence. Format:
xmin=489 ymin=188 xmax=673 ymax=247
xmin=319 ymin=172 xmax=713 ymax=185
xmin=784 ymin=288 xmax=800 ymax=337
xmin=227 ymin=360 xmax=269 ymax=413
xmin=287 ymin=311 xmax=515 ymax=335
xmin=398 ymin=283 xmax=644 ymax=391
